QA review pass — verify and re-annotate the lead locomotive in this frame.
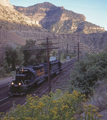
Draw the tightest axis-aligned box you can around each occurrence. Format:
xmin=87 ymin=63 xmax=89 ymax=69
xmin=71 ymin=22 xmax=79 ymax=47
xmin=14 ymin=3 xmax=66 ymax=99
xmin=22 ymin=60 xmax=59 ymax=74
xmin=9 ymin=60 xmax=62 ymax=95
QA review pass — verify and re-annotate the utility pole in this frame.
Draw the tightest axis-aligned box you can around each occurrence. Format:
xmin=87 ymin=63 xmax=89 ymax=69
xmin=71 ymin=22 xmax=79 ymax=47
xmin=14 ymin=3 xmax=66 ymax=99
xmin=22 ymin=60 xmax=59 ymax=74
xmin=46 ymin=37 xmax=59 ymax=93
xmin=78 ymin=41 xmax=79 ymax=62
xmin=22 ymin=37 xmax=59 ymax=93
xmin=73 ymin=34 xmax=80 ymax=62
xmin=66 ymin=44 xmax=68 ymax=55
xmin=77 ymin=34 xmax=80 ymax=62
xmin=73 ymin=34 xmax=84 ymax=62
xmin=46 ymin=37 xmax=51 ymax=93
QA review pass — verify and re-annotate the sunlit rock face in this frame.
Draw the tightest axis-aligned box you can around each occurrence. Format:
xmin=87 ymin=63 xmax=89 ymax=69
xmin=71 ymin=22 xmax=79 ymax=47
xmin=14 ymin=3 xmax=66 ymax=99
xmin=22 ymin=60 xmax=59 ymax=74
xmin=0 ymin=0 xmax=13 ymax=8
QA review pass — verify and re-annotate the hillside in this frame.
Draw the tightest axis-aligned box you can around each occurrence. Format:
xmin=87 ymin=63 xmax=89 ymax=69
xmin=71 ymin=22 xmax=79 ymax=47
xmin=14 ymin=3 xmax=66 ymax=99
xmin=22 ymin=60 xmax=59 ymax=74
xmin=14 ymin=2 xmax=105 ymax=34
xmin=0 ymin=1 xmax=107 ymax=53
xmin=0 ymin=0 xmax=48 ymax=46
xmin=0 ymin=0 xmax=48 ymax=32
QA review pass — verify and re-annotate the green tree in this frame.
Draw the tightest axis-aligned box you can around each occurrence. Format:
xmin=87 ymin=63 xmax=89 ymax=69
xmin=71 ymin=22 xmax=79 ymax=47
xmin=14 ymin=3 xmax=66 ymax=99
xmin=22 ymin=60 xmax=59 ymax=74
xmin=5 ymin=46 xmax=24 ymax=71
xmin=21 ymin=39 xmax=36 ymax=66
xmin=21 ymin=39 xmax=47 ymax=66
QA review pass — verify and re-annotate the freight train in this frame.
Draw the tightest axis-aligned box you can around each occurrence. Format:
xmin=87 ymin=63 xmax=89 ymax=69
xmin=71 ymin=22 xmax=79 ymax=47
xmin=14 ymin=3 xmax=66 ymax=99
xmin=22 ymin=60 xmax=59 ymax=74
xmin=9 ymin=60 xmax=62 ymax=96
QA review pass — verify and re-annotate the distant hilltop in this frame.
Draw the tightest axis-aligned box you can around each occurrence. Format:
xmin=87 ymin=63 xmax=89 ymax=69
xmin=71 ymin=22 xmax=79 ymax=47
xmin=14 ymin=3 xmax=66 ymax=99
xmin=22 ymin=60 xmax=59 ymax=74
xmin=0 ymin=0 xmax=13 ymax=8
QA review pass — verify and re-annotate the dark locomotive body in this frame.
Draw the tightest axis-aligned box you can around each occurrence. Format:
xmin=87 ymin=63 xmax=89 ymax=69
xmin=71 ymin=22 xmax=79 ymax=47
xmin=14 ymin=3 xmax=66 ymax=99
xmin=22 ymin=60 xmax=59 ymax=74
xmin=9 ymin=60 xmax=62 ymax=95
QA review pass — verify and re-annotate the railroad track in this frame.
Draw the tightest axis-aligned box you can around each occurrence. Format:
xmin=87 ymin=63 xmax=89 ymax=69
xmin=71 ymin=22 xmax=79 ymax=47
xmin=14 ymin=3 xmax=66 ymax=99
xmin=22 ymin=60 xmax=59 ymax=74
xmin=29 ymin=57 xmax=76 ymax=98
xmin=0 ymin=57 xmax=77 ymax=113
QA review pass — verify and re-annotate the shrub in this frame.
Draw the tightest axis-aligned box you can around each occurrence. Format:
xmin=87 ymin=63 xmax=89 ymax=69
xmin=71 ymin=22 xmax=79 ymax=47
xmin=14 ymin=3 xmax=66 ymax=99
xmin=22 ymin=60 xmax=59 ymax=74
xmin=88 ymin=79 xmax=107 ymax=111
xmin=70 ymin=52 xmax=107 ymax=96
xmin=2 ymin=90 xmax=86 ymax=120
xmin=81 ymin=104 xmax=102 ymax=120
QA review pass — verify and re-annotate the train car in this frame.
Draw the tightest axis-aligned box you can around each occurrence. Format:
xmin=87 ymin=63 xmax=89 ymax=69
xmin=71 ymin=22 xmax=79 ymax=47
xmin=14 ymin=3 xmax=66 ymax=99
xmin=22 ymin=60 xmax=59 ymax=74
xmin=9 ymin=65 xmax=46 ymax=95
xmin=44 ymin=60 xmax=62 ymax=76
xmin=9 ymin=60 xmax=62 ymax=96
xmin=50 ymin=60 xmax=62 ymax=75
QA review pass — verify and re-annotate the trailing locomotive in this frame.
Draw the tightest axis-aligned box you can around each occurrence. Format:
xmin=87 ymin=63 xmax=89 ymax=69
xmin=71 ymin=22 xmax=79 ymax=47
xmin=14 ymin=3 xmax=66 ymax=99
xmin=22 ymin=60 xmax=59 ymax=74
xmin=9 ymin=60 xmax=62 ymax=95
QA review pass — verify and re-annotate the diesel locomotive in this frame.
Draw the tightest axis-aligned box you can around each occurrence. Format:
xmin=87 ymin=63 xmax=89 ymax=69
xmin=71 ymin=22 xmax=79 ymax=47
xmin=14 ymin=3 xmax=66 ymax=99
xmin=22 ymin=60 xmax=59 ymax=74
xmin=9 ymin=60 xmax=62 ymax=95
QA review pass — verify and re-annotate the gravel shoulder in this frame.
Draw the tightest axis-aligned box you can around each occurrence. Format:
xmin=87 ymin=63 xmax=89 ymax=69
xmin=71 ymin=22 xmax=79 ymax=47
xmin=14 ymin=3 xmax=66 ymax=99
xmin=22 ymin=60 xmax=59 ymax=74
xmin=0 ymin=76 xmax=15 ymax=86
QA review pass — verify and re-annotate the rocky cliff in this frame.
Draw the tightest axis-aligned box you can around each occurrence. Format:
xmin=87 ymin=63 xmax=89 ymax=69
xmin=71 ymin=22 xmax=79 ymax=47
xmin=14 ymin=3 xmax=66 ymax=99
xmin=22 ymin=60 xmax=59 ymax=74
xmin=14 ymin=2 xmax=105 ymax=34
xmin=14 ymin=2 xmax=85 ymax=24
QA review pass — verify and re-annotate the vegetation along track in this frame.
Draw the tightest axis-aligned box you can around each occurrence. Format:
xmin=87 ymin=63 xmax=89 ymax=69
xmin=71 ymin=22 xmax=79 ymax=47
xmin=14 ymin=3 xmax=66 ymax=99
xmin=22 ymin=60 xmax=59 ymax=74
xmin=0 ymin=57 xmax=77 ymax=113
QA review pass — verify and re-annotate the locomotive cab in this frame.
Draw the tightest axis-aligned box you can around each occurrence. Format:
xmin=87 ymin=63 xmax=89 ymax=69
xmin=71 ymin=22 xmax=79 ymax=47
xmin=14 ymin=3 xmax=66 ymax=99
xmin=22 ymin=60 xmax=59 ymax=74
xmin=9 ymin=68 xmax=36 ymax=95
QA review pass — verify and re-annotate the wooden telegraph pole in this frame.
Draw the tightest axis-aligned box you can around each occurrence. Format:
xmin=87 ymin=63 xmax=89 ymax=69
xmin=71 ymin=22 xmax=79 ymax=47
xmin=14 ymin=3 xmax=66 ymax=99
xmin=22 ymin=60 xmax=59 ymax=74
xmin=73 ymin=34 xmax=84 ymax=62
xmin=46 ymin=37 xmax=59 ymax=93
xmin=46 ymin=37 xmax=51 ymax=93
xmin=22 ymin=37 xmax=59 ymax=93
xmin=78 ymin=41 xmax=79 ymax=62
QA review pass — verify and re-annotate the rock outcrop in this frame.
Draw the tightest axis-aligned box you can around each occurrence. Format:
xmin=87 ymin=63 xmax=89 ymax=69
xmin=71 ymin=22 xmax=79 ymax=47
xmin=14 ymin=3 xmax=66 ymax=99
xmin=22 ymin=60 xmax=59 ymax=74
xmin=0 ymin=1 xmax=45 ymax=31
xmin=0 ymin=0 xmax=13 ymax=8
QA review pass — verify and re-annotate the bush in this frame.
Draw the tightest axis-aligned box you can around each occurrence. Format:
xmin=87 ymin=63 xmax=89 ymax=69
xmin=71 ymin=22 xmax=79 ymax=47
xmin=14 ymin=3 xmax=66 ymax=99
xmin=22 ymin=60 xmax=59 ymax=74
xmin=82 ymin=104 xmax=102 ymax=120
xmin=2 ymin=90 xmax=86 ymax=120
xmin=70 ymin=52 xmax=107 ymax=96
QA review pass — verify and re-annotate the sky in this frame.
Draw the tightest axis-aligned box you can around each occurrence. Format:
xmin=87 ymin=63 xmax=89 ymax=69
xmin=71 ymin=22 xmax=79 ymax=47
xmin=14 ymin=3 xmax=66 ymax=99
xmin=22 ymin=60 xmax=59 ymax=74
xmin=9 ymin=0 xmax=107 ymax=30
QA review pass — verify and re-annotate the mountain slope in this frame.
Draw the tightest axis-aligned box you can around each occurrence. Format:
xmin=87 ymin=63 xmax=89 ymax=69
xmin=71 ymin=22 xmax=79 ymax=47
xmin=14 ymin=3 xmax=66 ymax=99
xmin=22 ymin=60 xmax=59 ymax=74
xmin=0 ymin=0 xmax=48 ymax=46
xmin=14 ymin=2 xmax=105 ymax=34
xmin=0 ymin=1 xmax=47 ymax=31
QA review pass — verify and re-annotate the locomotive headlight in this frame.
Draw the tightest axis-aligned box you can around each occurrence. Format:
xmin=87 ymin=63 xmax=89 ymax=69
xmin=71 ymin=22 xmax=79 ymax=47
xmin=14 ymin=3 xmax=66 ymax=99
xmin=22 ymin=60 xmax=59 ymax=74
xmin=18 ymin=83 xmax=21 ymax=86
xmin=11 ymin=82 xmax=14 ymax=85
